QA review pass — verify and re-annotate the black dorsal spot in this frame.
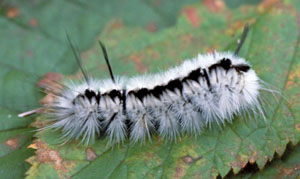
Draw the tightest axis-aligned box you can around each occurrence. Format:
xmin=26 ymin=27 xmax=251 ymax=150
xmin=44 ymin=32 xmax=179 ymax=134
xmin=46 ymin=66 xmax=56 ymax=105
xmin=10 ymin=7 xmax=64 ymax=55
xmin=219 ymin=58 xmax=232 ymax=71
xmin=150 ymin=85 xmax=164 ymax=99
xmin=234 ymin=64 xmax=250 ymax=72
xmin=183 ymin=68 xmax=201 ymax=82
xmin=135 ymin=88 xmax=149 ymax=102
xmin=84 ymin=89 xmax=97 ymax=102
xmin=165 ymin=79 xmax=183 ymax=92
xmin=108 ymin=89 xmax=121 ymax=99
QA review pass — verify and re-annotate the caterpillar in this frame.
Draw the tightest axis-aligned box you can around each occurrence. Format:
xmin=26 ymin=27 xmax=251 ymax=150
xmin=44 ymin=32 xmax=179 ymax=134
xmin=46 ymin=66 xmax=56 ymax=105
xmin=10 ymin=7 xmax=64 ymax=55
xmin=20 ymin=25 xmax=272 ymax=145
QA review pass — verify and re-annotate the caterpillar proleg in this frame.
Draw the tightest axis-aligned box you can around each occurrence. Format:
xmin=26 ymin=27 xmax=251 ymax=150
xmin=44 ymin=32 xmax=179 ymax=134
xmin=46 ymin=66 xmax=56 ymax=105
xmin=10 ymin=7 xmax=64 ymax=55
xmin=24 ymin=24 xmax=273 ymax=145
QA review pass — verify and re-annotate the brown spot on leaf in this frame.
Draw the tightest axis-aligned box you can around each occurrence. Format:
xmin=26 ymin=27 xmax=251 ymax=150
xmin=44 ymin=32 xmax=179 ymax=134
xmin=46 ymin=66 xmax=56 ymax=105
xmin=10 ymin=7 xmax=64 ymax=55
xmin=295 ymin=123 xmax=300 ymax=131
xmin=174 ymin=166 xmax=185 ymax=178
xmin=249 ymin=157 xmax=255 ymax=164
xmin=4 ymin=137 xmax=19 ymax=150
xmin=81 ymin=49 xmax=94 ymax=61
xmin=286 ymin=66 xmax=300 ymax=88
xmin=203 ymin=0 xmax=225 ymax=13
xmin=146 ymin=22 xmax=157 ymax=32
xmin=210 ymin=167 xmax=219 ymax=178
xmin=129 ymin=54 xmax=148 ymax=73
xmin=103 ymin=19 xmax=124 ymax=34
xmin=182 ymin=155 xmax=202 ymax=165
xmin=227 ymin=20 xmax=255 ymax=36
xmin=7 ymin=7 xmax=20 ymax=18
xmin=278 ymin=164 xmax=300 ymax=178
xmin=63 ymin=160 xmax=77 ymax=172
xmin=33 ymin=140 xmax=68 ymax=172
xmin=233 ymin=155 xmax=248 ymax=171
xmin=249 ymin=150 xmax=257 ymax=164
xmin=260 ymin=0 xmax=279 ymax=9
xmin=180 ymin=34 xmax=193 ymax=49
xmin=86 ymin=147 xmax=97 ymax=161
xmin=153 ymin=0 xmax=161 ymax=6
xmin=38 ymin=72 xmax=63 ymax=93
xmin=110 ymin=19 xmax=124 ymax=29
xmin=145 ymin=151 xmax=155 ymax=159
xmin=25 ymin=156 xmax=36 ymax=165
xmin=40 ymin=93 xmax=56 ymax=106
xmin=26 ymin=50 xmax=34 ymax=57
xmin=258 ymin=0 xmax=279 ymax=12
xmin=182 ymin=155 xmax=193 ymax=164
xmin=206 ymin=47 xmax=217 ymax=53
xmin=30 ymin=18 xmax=38 ymax=27
xmin=38 ymin=73 xmax=63 ymax=106
xmin=181 ymin=7 xmax=200 ymax=27
xmin=28 ymin=143 xmax=38 ymax=149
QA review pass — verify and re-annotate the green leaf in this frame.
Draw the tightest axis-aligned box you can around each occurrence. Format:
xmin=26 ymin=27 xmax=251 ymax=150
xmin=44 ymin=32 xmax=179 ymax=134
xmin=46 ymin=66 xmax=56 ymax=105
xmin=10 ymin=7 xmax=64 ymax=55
xmin=0 ymin=0 xmax=201 ymax=178
xmin=232 ymin=144 xmax=300 ymax=178
xmin=28 ymin=0 xmax=300 ymax=178
xmin=0 ymin=144 xmax=34 ymax=179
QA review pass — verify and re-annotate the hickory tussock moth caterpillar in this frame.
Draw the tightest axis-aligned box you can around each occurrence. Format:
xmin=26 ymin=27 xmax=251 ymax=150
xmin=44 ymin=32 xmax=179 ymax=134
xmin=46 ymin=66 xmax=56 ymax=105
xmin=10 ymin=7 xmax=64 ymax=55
xmin=20 ymin=24 xmax=276 ymax=145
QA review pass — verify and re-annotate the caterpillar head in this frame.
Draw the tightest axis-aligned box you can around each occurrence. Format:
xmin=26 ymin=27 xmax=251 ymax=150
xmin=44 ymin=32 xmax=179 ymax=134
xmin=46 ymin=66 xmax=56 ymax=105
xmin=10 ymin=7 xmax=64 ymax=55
xmin=44 ymin=84 xmax=101 ymax=145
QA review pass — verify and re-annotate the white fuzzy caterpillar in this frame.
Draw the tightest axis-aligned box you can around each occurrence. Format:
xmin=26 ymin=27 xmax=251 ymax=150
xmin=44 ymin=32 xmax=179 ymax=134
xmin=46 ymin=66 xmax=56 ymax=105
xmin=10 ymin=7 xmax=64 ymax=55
xmin=36 ymin=25 xmax=270 ymax=145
